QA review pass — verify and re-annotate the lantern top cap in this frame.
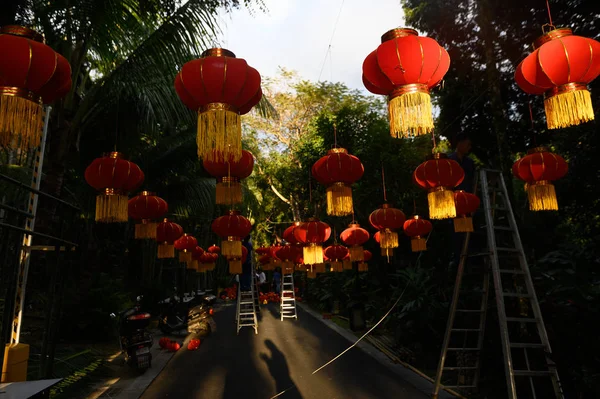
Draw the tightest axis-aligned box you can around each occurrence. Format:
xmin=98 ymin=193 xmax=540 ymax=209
xmin=328 ymin=147 xmax=348 ymax=155
xmin=427 ymin=152 xmax=448 ymax=160
xmin=138 ymin=191 xmax=156 ymax=196
xmin=413 ymin=215 xmax=420 ymax=220
xmin=381 ymin=28 xmax=418 ymax=43
xmin=201 ymin=48 xmax=236 ymax=58
xmin=103 ymin=151 xmax=126 ymax=159
xmin=381 ymin=203 xmax=394 ymax=209
xmin=347 ymin=223 xmax=361 ymax=228
xmin=306 ymin=217 xmax=320 ymax=222
xmin=527 ymin=146 xmax=551 ymax=154
xmin=533 ymin=27 xmax=572 ymax=49
xmin=226 ymin=209 xmax=241 ymax=216
xmin=1 ymin=25 xmax=45 ymax=43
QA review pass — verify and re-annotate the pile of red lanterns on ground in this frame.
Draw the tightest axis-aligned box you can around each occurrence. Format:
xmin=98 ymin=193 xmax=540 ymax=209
xmin=158 ymin=337 xmax=202 ymax=352
xmin=259 ymin=292 xmax=280 ymax=304
xmin=220 ymin=284 xmax=238 ymax=301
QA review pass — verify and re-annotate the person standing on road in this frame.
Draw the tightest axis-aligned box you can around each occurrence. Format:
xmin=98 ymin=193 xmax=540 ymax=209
xmin=272 ymin=267 xmax=281 ymax=294
xmin=257 ymin=268 xmax=267 ymax=292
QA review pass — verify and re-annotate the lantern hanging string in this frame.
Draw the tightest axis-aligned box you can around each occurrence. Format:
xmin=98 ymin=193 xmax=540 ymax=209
xmin=528 ymin=101 xmax=537 ymax=147
xmin=333 ymin=122 xmax=338 ymax=148
xmin=381 ymin=164 xmax=387 ymax=202
xmin=545 ymin=0 xmax=554 ymax=26
xmin=413 ymin=198 xmax=417 ymax=215
xmin=317 ymin=0 xmax=345 ymax=82
xmin=431 ymin=130 xmax=437 ymax=153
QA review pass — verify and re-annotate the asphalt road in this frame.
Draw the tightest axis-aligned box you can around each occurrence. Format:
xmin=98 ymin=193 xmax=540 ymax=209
xmin=141 ymin=302 xmax=430 ymax=399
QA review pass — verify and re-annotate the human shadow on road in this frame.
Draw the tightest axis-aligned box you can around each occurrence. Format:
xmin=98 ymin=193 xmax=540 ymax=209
xmin=260 ymin=339 xmax=303 ymax=399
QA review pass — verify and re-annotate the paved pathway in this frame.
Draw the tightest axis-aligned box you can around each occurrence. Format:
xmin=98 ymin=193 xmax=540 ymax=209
xmin=141 ymin=303 xmax=433 ymax=399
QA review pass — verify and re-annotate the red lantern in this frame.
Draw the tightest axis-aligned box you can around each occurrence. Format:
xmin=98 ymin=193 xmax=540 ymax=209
xmin=208 ymin=245 xmax=221 ymax=254
xmin=373 ymin=231 xmax=394 ymax=258
xmin=454 ymin=191 xmax=480 ymax=232
xmin=311 ymin=148 xmax=364 ymax=216
xmin=174 ymin=48 xmax=262 ymax=162
xmin=211 ymin=210 xmax=252 ymax=258
xmin=128 ymin=191 xmax=168 ymax=239
xmin=156 ymin=219 xmax=183 ymax=258
xmin=283 ymin=223 xmax=303 ymax=245
xmin=340 ymin=223 xmax=370 ymax=261
xmin=174 ymin=234 xmax=198 ymax=263
xmin=203 ymin=150 xmax=254 ymax=205
xmin=199 ymin=252 xmax=216 ymax=271
xmin=293 ymin=219 xmax=331 ymax=265
xmin=0 ymin=26 xmax=72 ymax=151
xmin=228 ymin=245 xmax=248 ymax=274
xmin=413 ymin=153 xmax=464 ymax=219
xmin=362 ymin=28 xmax=450 ymax=138
xmin=85 ymin=152 xmax=144 ymax=223
xmin=512 ymin=147 xmax=568 ymax=211
xmin=191 ymin=246 xmax=205 ymax=272
xmin=358 ymin=250 xmax=372 ymax=272
xmin=403 ymin=215 xmax=432 ymax=252
xmin=324 ymin=244 xmax=349 ymax=272
xmin=369 ymin=203 xmax=406 ymax=249
xmin=515 ymin=28 xmax=600 ymax=129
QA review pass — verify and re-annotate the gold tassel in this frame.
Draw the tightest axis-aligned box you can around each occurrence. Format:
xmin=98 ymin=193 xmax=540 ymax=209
xmin=380 ymin=230 xmax=398 ymax=249
xmin=135 ymin=221 xmax=158 ymax=239
xmin=222 ymin=240 xmax=242 ymax=257
xmin=527 ymin=182 xmax=558 ymax=211
xmin=179 ymin=251 xmax=192 ymax=263
xmin=544 ymin=86 xmax=594 ymax=130
xmin=358 ymin=262 xmax=368 ymax=272
xmin=428 ymin=188 xmax=456 ymax=219
xmin=315 ymin=263 xmax=326 ymax=273
xmin=0 ymin=93 xmax=43 ymax=151
xmin=411 ymin=237 xmax=427 ymax=252
xmin=96 ymin=193 xmax=129 ymax=223
xmin=307 ymin=269 xmax=317 ymax=279
xmin=197 ymin=104 xmax=242 ymax=161
xmin=229 ymin=260 xmax=242 ymax=274
xmin=388 ymin=89 xmax=433 ymax=138
xmin=453 ymin=216 xmax=474 ymax=232
xmin=329 ymin=261 xmax=342 ymax=272
xmin=187 ymin=260 xmax=197 ymax=271
xmin=216 ymin=180 xmax=242 ymax=205
xmin=326 ymin=183 xmax=353 ymax=216
xmin=381 ymin=247 xmax=394 ymax=257
xmin=295 ymin=264 xmax=305 ymax=272
xmin=303 ymin=244 xmax=323 ymax=265
xmin=158 ymin=243 xmax=174 ymax=259
xmin=342 ymin=259 xmax=352 ymax=270
xmin=207 ymin=263 xmax=216 ymax=271
xmin=349 ymin=246 xmax=364 ymax=262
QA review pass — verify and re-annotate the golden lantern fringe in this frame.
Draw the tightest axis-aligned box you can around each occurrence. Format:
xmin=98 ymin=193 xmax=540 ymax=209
xmin=303 ymin=244 xmax=323 ymax=265
xmin=135 ymin=222 xmax=158 ymax=239
xmin=186 ymin=260 xmax=197 ymax=271
xmin=411 ymin=237 xmax=427 ymax=252
xmin=349 ymin=246 xmax=364 ymax=262
xmin=454 ymin=216 xmax=474 ymax=232
xmin=381 ymin=247 xmax=393 ymax=257
xmin=315 ymin=263 xmax=326 ymax=273
xmin=330 ymin=261 xmax=342 ymax=272
xmin=326 ymin=183 xmax=353 ymax=216
xmin=307 ymin=269 xmax=317 ymax=279
xmin=179 ymin=251 xmax=192 ymax=263
xmin=295 ymin=264 xmax=306 ymax=272
xmin=206 ymin=263 xmax=216 ymax=271
xmin=0 ymin=95 xmax=43 ymax=151
xmin=229 ymin=260 xmax=242 ymax=274
xmin=197 ymin=107 xmax=242 ymax=161
xmin=388 ymin=92 xmax=434 ymax=138
xmin=282 ymin=261 xmax=294 ymax=273
xmin=96 ymin=194 xmax=129 ymax=223
xmin=427 ymin=189 xmax=456 ymax=219
xmin=527 ymin=182 xmax=558 ymax=211
xmin=189 ymin=260 xmax=199 ymax=271
xmin=158 ymin=243 xmax=174 ymax=259
xmin=358 ymin=262 xmax=368 ymax=272
xmin=381 ymin=230 xmax=398 ymax=249
xmin=342 ymin=259 xmax=352 ymax=270
xmin=216 ymin=181 xmax=242 ymax=205
xmin=222 ymin=240 xmax=242 ymax=257
xmin=544 ymin=89 xmax=594 ymax=129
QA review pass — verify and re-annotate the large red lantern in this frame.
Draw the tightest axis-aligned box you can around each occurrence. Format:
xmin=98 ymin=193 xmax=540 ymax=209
xmin=515 ymin=28 xmax=600 ymax=129
xmin=208 ymin=245 xmax=221 ymax=254
xmin=128 ymin=191 xmax=168 ymax=239
xmin=413 ymin=153 xmax=464 ymax=219
xmin=203 ymin=150 xmax=254 ymax=205
xmin=293 ymin=219 xmax=331 ymax=265
xmin=84 ymin=152 xmax=144 ymax=223
xmin=0 ymin=26 xmax=72 ymax=151
xmin=311 ymin=148 xmax=364 ymax=216
xmin=340 ymin=223 xmax=370 ymax=261
xmin=199 ymin=252 xmax=216 ymax=272
xmin=156 ymin=219 xmax=183 ymax=258
xmin=228 ymin=245 xmax=248 ymax=275
xmin=454 ymin=191 xmax=480 ymax=232
xmin=373 ymin=231 xmax=393 ymax=258
xmin=211 ymin=210 xmax=252 ymax=258
xmin=403 ymin=215 xmax=432 ymax=252
xmin=174 ymin=48 xmax=262 ymax=162
xmin=512 ymin=147 xmax=568 ymax=211
xmin=369 ymin=203 xmax=406 ymax=249
xmin=324 ymin=244 xmax=349 ymax=272
xmin=174 ymin=234 xmax=198 ymax=263
xmin=283 ymin=223 xmax=303 ymax=245
xmin=362 ymin=28 xmax=450 ymax=138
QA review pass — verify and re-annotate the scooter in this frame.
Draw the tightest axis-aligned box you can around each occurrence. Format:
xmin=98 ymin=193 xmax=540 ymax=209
xmin=158 ymin=291 xmax=214 ymax=336
xmin=111 ymin=298 xmax=153 ymax=370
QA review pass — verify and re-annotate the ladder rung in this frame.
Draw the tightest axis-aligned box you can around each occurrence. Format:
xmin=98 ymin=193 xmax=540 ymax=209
xmin=452 ymin=329 xmax=481 ymax=332
xmin=499 ymin=269 xmax=525 ymax=274
xmin=443 ymin=367 xmax=479 ymax=370
xmin=468 ymin=252 xmax=490 ymax=258
xmin=502 ymin=292 xmax=531 ymax=298
xmin=447 ymin=348 xmax=480 ymax=351
xmin=456 ymin=309 xmax=483 ymax=313
xmin=481 ymin=224 xmax=513 ymax=231
xmin=510 ymin=343 xmax=546 ymax=349
xmin=506 ymin=317 xmax=539 ymax=323
xmin=513 ymin=370 xmax=554 ymax=377
xmin=442 ymin=385 xmax=477 ymax=389
xmin=496 ymin=247 xmax=520 ymax=253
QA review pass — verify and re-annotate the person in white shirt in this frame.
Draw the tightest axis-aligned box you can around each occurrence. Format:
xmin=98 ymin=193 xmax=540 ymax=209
xmin=257 ymin=268 xmax=267 ymax=292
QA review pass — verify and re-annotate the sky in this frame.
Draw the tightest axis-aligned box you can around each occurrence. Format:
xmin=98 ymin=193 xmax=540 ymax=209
xmin=217 ymin=0 xmax=406 ymax=92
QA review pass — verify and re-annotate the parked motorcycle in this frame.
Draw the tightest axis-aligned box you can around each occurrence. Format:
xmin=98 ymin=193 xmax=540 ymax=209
xmin=158 ymin=291 xmax=215 ymax=336
xmin=110 ymin=298 xmax=153 ymax=370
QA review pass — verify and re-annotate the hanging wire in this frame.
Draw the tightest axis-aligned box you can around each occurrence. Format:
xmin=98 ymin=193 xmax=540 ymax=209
xmin=545 ymin=0 xmax=554 ymax=26
xmin=413 ymin=198 xmax=417 ymax=215
xmin=431 ymin=130 xmax=437 ymax=154
xmin=381 ymin=164 xmax=388 ymax=202
xmin=318 ymin=0 xmax=345 ymax=81
xmin=528 ymin=101 xmax=537 ymax=147
xmin=114 ymin=90 xmax=120 ymax=151
xmin=333 ymin=122 xmax=338 ymax=148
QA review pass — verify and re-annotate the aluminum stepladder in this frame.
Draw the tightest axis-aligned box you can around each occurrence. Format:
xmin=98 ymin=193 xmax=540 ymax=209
xmin=432 ymin=169 xmax=564 ymax=399
xmin=280 ymin=273 xmax=297 ymax=321
xmin=235 ymin=266 xmax=258 ymax=335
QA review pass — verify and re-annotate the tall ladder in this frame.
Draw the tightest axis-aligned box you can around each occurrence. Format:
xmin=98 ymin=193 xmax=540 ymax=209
xmin=433 ymin=169 xmax=564 ymax=399
xmin=253 ymin=270 xmax=261 ymax=313
xmin=280 ymin=273 xmax=297 ymax=321
xmin=236 ymin=271 xmax=258 ymax=335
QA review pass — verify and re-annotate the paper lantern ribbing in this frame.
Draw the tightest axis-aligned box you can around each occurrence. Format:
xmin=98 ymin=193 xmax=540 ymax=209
xmin=85 ymin=152 xmax=144 ymax=223
xmin=362 ymin=28 xmax=450 ymax=138
xmin=515 ymin=28 xmax=600 ymax=129
xmin=0 ymin=26 xmax=72 ymax=151
xmin=369 ymin=203 xmax=406 ymax=249
xmin=340 ymin=223 xmax=370 ymax=262
xmin=174 ymin=48 xmax=262 ymax=162
xmin=128 ymin=192 xmax=168 ymax=239
xmin=324 ymin=244 xmax=349 ymax=272
xmin=203 ymin=150 xmax=254 ymax=205
xmin=413 ymin=153 xmax=464 ymax=219
xmin=374 ymin=231 xmax=393 ymax=257
xmin=403 ymin=215 xmax=432 ymax=252
xmin=211 ymin=210 xmax=252 ymax=258
xmin=174 ymin=234 xmax=198 ymax=263
xmin=512 ymin=147 xmax=568 ymax=211
xmin=293 ymin=219 xmax=331 ymax=265
xmin=156 ymin=219 xmax=183 ymax=258
xmin=454 ymin=191 xmax=480 ymax=232
xmin=311 ymin=148 xmax=364 ymax=216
